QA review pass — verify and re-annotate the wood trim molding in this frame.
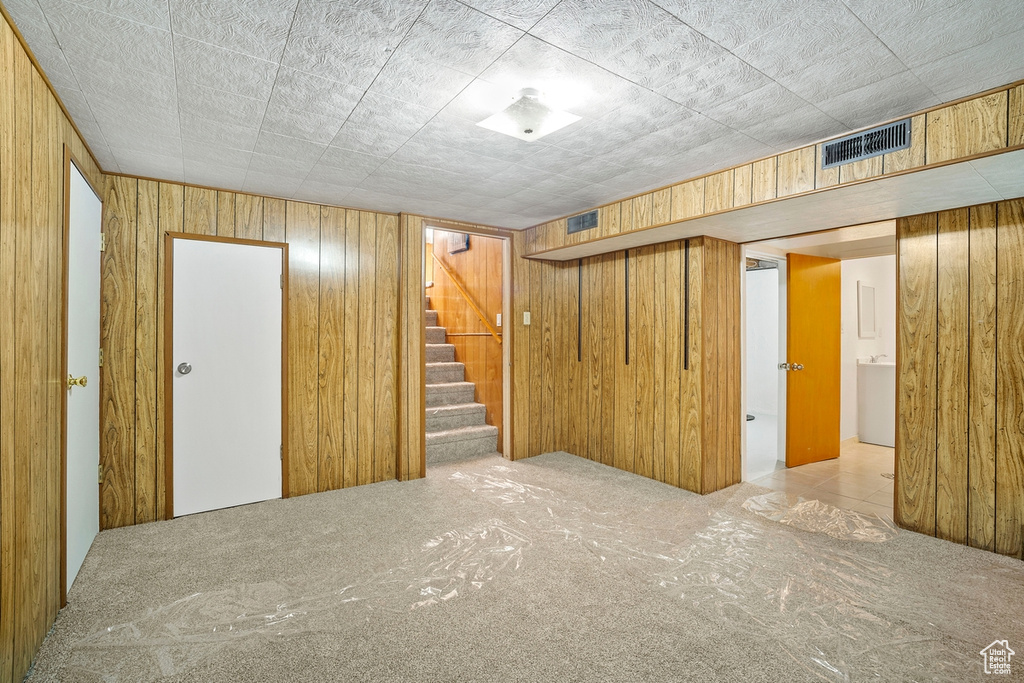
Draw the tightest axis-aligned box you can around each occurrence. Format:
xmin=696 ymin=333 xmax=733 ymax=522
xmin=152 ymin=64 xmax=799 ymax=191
xmin=420 ymin=216 xmax=516 ymax=239
xmin=161 ymin=231 xmax=290 ymax=518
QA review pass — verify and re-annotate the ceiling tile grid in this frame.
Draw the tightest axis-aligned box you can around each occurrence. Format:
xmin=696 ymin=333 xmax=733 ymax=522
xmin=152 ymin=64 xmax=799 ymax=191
xmin=4 ymin=0 xmax=1023 ymax=228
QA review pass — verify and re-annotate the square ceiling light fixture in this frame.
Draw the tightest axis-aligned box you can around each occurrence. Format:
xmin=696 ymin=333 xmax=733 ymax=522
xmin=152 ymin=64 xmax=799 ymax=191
xmin=476 ymin=88 xmax=581 ymax=142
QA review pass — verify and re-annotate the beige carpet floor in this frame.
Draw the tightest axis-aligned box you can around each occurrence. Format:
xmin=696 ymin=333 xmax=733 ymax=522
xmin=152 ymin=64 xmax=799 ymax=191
xmin=28 ymin=452 xmax=1024 ymax=682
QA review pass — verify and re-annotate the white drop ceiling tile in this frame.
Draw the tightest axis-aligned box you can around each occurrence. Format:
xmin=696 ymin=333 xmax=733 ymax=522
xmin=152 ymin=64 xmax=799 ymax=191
xmin=330 ymin=121 xmax=415 ymax=158
xmin=456 ymin=0 xmax=561 ymax=30
xmin=179 ymin=112 xmax=260 ymax=152
xmin=246 ymin=154 xmax=313 ymax=182
xmin=530 ymin=0 xmax=672 ymax=64
xmin=697 ymin=82 xmax=808 ymax=132
xmin=268 ymin=67 xmax=363 ymax=118
xmin=58 ymin=0 xmax=171 ymax=30
xmin=368 ymin=52 xmax=476 ymax=110
xmin=31 ymin=43 xmax=80 ymax=91
xmin=741 ymin=103 xmax=845 ymax=149
xmin=388 ymin=137 xmax=511 ymax=177
xmin=316 ymin=146 xmax=387 ymax=173
xmin=5 ymin=0 xmax=50 ymax=34
xmin=517 ymin=146 xmax=595 ymax=175
xmin=101 ymin=124 xmax=182 ymax=157
xmin=280 ymin=0 xmax=426 ymax=89
xmin=242 ymin=171 xmax=302 ymax=198
xmin=174 ymin=35 xmax=278 ymax=100
xmin=91 ymin=99 xmax=181 ymax=138
xmin=111 ymin=147 xmax=184 ymax=180
xmin=183 ymin=162 xmax=248 ymax=189
xmin=398 ymin=0 xmax=523 ymax=76
xmin=603 ymin=17 xmax=728 ymax=91
xmin=91 ymin=145 xmax=120 ymax=172
xmin=658 ymin=0 xmax=824 ymax=51
xmin=55 ymin=87 xmax=94 ymax=123
xmin=913 ymin=27 xmax=1024 ymax=102
xmin=733 ymin=2 xmax=885 ymax=82
xmin=969 ymin=150 xmax=1024 ymax=200
xmin=261 ymin=104 xmax=345 ymax=146
xmin=839 ymin=0 xmax=959 ymax=34
xmin=655 ymin=53 xmax=773 ymax=112
xmin=773 ymin=47 xmax=907 ymax=104
xmin=169 ymin=0 xmax=294 ymax=62
xmin=344 ymin=187 xmax=416 ymax=214
xmin=305 ymin=158 xmax=382 ymax=188
xmin=411 ymin=114 xmax=543 ymax=163
xmin=291 ymin=180 xmax=354 ymax=205
xmin=252 ymin=132 xmax=326 ymax=168
xmin=182 ymin=140 xmax=252 ymax=170
xmin=42 ymin=1 xmax=174 ymax=77
xmin=865 ymin=1 xmax=1024 ymax=69
xmin=176 ymin=81 xmax=266 ymax=129
xmin=74 ymin=61 xmax=178 ymax=111
xmin=816 ymin=70 xmax=940 ymax=129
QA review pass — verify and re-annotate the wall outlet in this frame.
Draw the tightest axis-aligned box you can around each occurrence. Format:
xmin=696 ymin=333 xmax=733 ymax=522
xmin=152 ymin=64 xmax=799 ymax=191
xmin=523 ymin=312 xmax=531 ymax=326
xmin=496 ymin=313 xmax=502 ymax=327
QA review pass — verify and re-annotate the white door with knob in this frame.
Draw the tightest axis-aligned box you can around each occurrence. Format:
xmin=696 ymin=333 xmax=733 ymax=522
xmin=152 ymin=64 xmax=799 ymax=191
xmin=66 ymin=161 xmax=102 ymax=590
xmin=170 ymin=236 xmax=285 ymax=517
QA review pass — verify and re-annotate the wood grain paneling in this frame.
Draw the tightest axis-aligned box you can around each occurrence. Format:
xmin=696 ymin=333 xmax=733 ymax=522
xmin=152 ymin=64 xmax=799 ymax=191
xmin=926 ymin=91 xmax=1008 ymax=164
xmin=524 ymin=85 xmax=1021 ymax=259
xmin=398 ymin=214 xmax=425 ymax=479
xmin=430 ymin=231 xmax=505 ymax=451
xmin=99 ymin=185 xmax=404 ymax=521
xmin=896 ymin=199 xmax=1024 ymax=557
xmin=516 ymin=237 xmax=739 ymax=495
xmin=935 ymin=208 xmax=969 ymax=544
xmin=776 ymin=147 xmax=815 ymax=197
xmin=996 ymin=199 xmax=1024 ymax=558
xmin=968 ymin=204 xmax=997 ymax=551
xmin=0 ymin=11 xmax=103 ymax=680
xmin=1011 ymin=85 xmax=1024 ymax=147
xmin=884 ymin=114 xmax=927 ymax=173
xmin=896 ymin=213 xmax=937 ymax=535
xmin=652 ymin=188 xmax=671 ymax=225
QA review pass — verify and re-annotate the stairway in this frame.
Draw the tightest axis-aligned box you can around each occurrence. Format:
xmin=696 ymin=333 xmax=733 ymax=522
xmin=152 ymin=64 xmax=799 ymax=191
xmin=425 ymin=295 xmax=498 ymax=463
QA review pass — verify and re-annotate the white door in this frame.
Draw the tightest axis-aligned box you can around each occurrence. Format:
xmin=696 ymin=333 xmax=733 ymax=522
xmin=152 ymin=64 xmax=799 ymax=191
xmin=66 ymin=162 xmax=102 ymax=590
xmin=171 ymin=238 xmax=283 ymax=517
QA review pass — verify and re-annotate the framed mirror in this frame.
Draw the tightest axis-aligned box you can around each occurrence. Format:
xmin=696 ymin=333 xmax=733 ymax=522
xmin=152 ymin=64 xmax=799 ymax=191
xmin=858 ymin=281 xmax=876 ymax=339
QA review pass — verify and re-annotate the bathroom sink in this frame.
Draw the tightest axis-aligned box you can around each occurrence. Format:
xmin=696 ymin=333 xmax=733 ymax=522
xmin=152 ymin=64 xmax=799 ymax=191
xmin=857 ymin=360 xmax=895 ymax=447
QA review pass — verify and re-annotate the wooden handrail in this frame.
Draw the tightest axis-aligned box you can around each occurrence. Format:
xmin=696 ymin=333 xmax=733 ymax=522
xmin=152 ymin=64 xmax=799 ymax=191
xmin=430 ymin=252 xmax=502 ymax=344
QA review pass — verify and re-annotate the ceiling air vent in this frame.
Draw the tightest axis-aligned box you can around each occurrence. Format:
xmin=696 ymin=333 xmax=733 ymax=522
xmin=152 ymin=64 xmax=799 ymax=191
xmin=567 ymin=210 xmax=598 ymax=234
xmin=821 ymin=118 xmax=911 ymax=169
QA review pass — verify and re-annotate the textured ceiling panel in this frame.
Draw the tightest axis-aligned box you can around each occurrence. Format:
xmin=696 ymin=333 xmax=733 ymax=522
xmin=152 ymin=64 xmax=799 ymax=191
xmin=7 ymin=0 xmax=1024 ymax=228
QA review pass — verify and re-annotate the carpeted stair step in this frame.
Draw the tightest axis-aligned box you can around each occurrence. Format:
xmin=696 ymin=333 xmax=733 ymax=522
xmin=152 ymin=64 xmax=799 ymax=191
xmin=426 ymin=361 xmax=464 ymax=384
xmin=426 ymin=326 xmax=446 ymax=344
xmin=425 ymin=310 xmax=438 ymax=326
xmin=425 ymin=382 xmax=475 ymax=407
xmin=425 ymin=402 xmax=487 ymax=432
xmin=425 ymin=424 xmax=498 ymax=463
xmin=425 ymin=295 xmax=430 ymax=308
xmin=426 ymin=343 xmax=455 ymax=362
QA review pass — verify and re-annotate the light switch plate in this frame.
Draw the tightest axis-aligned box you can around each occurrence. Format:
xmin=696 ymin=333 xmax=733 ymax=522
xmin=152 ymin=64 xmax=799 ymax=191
xmin=523 ymin=312 xmax=531 ymax=326
xmin=496 ymin=313 xmax=502 ymax=327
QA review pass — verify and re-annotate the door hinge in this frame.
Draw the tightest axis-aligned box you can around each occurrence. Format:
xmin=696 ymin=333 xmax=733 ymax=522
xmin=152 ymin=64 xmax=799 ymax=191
xmin=98 ymin=348 xmax=104 ymax=367
xmin=280 ymin=274 xmax=283 ymax=289
xmin=280 ymin=444 xmax=283 ymax=461
xmin=97 ymin=464 xmax=103 ymax=484
xmin=99 ymin=233 xmax=106 ymax=252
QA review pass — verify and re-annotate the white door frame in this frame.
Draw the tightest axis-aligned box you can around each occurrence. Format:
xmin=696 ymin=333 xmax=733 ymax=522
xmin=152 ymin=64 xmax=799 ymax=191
xmin=163 ymin=232 xmax=289 ymax=518
xmin=61 ymin=146 xmax=103 ymax=604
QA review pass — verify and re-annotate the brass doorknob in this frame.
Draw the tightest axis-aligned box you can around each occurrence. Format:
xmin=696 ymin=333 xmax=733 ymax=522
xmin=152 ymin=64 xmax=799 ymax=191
xmin=67 ymin=374 xmax=88 ymax=388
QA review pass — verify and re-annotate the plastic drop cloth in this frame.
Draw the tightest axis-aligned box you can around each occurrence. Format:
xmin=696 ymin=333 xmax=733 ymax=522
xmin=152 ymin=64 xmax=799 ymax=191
xmin=63 ymin=461 xmax=1019 ymax=682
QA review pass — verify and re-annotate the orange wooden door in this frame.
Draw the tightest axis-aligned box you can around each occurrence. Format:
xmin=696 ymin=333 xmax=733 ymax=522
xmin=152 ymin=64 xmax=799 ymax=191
xmin=786 ymin=253 xmax=841 ymax=467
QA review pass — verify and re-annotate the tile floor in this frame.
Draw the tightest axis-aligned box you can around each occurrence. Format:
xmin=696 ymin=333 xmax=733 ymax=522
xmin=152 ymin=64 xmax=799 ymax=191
xmin=750 ymin=440 xmax=895 ymax=518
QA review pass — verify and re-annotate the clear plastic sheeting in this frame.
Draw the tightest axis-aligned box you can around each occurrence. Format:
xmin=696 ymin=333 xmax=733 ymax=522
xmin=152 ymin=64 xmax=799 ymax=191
xmin=450 ymin=467 xmax=983 ymax=681
xmin=741 ymin=491 xmax=899 ymax=542
xmin=67 ymin=520 xmax=529 ymax=680
xmin=55 ymin=460 xmax=1020 ymax=682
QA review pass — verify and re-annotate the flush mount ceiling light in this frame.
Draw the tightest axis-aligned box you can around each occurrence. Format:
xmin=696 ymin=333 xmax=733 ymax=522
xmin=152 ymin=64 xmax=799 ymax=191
xmin=476 ymin=88 xmax=581 ymax=142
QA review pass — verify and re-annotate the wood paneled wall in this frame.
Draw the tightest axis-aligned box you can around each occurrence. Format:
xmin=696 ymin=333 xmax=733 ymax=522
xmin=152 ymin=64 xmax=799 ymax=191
xmin=398 ymin=214 xmax=426 ymax=482
xmin=99 ymin=178 xmax=401 ymax=528
xmin=896 ymin=199 xmax=1024 ymax=558
xmin=512 ymin=236 xmax=741 ymax=493
xmin=0 ymin=11 xmax=103 ymax=683
xmin=430 ymin=231 xmax=504 ymax=452
xmin=525 ymin=82 xmax=1023 ymax=256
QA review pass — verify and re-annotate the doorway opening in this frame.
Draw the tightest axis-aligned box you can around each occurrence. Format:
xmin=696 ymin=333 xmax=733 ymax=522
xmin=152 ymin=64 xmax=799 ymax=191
xmin=741 ymin=221 xmax=897 ymax=519
xmin=422 ymin=223 xmax=511 ymax=467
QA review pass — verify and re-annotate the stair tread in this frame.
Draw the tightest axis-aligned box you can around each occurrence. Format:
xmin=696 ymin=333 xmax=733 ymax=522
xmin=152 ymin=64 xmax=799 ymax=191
xmin=426 ymin=361 xmax=464 ymax=368
xmin=425 ymin=402 xmax=485 ymax=416
xmin=425 ymin=424 xmax=499 ymax=441
xmin=426 ymin=381 xmax=474 ymax=388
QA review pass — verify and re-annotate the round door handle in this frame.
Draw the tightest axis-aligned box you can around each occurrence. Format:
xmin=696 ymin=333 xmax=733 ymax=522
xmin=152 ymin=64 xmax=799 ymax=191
xmin=177 ymin=362 xmax=192 ymax=375
xmin=793 ymin=363 xmax=804 ymax=371
xmin=67 ymin=374 xmax=88 ymax=389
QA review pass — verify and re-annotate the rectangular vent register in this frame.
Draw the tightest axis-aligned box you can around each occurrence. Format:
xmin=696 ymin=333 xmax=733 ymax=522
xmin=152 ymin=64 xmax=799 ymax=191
xmin=567 ymin=210 xmax=599 ymax=234
xmin=821 ymin=118 xmax=911 ymax=169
